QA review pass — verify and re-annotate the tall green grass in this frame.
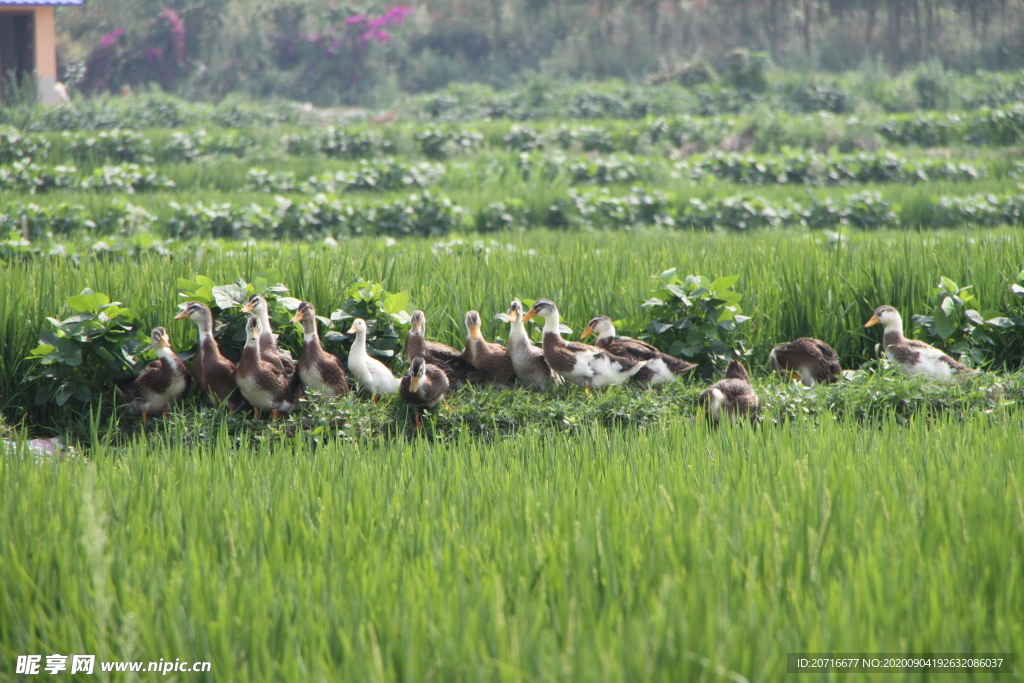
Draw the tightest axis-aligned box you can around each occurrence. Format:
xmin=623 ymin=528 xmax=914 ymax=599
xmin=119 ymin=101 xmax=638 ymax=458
xmin=2 ymin=413 xmax=1021 ymax=681
xmin=3 ymin=229 xmax=1023 ymax=425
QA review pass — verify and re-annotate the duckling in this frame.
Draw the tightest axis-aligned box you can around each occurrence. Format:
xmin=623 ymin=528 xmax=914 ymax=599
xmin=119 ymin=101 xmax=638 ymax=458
xmin=399 ymin=357 xmax=450 ymax=429
xmin=504 ymin=299 xmax=562 ymax=391
xmin=768 ymin=338 xmax=842 ymax=387
xmin=405 ymin=310 xmax=476 ymax=389
xmin=290 ymin=302 xmax=350 ymax=397
xmin=174 ymin=302 xmax=248 ymax=410
xmin=235 ymin=316 xmax=298 ymax=420
xmin=115 ymin=327 xmax=190 ymax=422
xmin=698 ymin=359 xmax=759 ymax=425
xmin=864 ymin=305 xmax=977 ymax=381
xmin=581 ymin=315 xmax=696 ymax=384
xmin=240 ymin=294 xmax=295 ymax=374
xmin=522 ymin=299 xmax=647 ymax=388
xmin=462 ymin=310 xmax=516 ymax=389
xmin=347 ymin=318 xmax=400 ymax=400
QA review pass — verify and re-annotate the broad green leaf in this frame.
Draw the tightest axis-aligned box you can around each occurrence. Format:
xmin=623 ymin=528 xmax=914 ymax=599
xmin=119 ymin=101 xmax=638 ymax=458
xmin=383 ymin=291 xmax=411 ymax=315
xmin=940 ymin=296 xmax=955 ymax=317
xmin=709 ymin=274 xmax=740 ymax=291
xmin=934 ymin=315 xmax=956 ymax=339
xmin=963 ymin=309 xmax=984 ymax=325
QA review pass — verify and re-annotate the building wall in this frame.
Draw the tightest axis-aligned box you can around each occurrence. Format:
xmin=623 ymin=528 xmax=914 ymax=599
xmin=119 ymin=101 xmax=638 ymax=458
xmin=0 ymin=5 xmax=57 ymax=104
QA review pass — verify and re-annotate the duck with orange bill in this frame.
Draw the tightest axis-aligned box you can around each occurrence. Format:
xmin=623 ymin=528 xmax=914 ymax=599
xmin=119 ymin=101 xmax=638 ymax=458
xmin=235 ymin=316 xmax=298 ymax=420
xmin=522 ymin=299 xmax=647 ymax=388
xmin=346 ymin=318 xmax=400 ymax=400
xmin=400 ymin=357 xmax=450 ymax=429
xmin=174 ymin=302 xmax=248 ymax=410
xmin=581 ymin=314 xmax=696 ymax=384
xmin=115 ymin=327 xmax=190 ymax=422
xmin=865 ymin=305 xmax=977 ymax=381
xmin=291 ymin=302 xmax=350 ymax=398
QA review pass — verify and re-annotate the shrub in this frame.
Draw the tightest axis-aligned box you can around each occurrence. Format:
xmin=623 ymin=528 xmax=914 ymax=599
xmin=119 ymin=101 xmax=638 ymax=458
xmin=324 ymin=279 xmax=414 ymax=366
xmin=64 ymin=129 xmax=154 ymax=164
xmin=0 ymin=127 xmax=49 ymax=163
xmin=910 ymin=277 xmax=1015 ymax=367
xmin=639 ymin=269 xmax=750 ymax=377
xmin=27 ymin=288 xmax=153 ymax=406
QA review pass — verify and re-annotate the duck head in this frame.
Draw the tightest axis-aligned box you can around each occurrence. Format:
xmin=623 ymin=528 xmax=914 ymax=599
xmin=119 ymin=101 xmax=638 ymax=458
xmin=409 ymin=310 xmax=426 ymax=336
xmin=521 ymin=299 xmax=556 ymax=323
xmin=465 ymin=310 xmax=483 ymax=340
xmin=407 ymin=357 xmax=426 ymax=392
xmin=581 ymin=315 xmax=614 ymax=340
xmin=865 ymin=305 xmax=902 ymax=330
xmin=347 ymin=318 xmax=368 ymax=335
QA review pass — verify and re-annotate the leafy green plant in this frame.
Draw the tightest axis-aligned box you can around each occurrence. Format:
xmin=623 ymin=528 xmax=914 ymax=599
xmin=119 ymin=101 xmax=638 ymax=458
xmin=0 ymin=126 xmax=49 ymax=163
xmin=177 ymin=274 xmax=302 ymax=358
xmin=64 ymin=129 xmax=154 ymax=164
xmin=639 ymin=269 xmax=750 ymax=377
xmin=910 ymin=277 xmax=1014 ymax=367
xmin=27 ymin=288 xmax=154 ymax=406
xmin=323 ymin=279 xmax=414 ymax=367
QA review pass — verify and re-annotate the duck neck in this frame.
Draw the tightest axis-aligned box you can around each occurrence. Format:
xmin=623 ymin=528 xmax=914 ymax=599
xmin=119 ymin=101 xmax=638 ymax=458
xmin=542 ymin=309 xmax=561 ymax=338
xmin=882 ymin=315 xmax=906 ymax=346
xmin=350 ymin=329 xmax=367 ymax=358
xmin=154 ymin=344 xmax=176 ymax=362
xmin=302 ymin=320 xmax=320 ymax=348
xmin=196 ymin=314 xmax=215 ymax=342
xmin=596 ymin=324 xmax=616 ymax=342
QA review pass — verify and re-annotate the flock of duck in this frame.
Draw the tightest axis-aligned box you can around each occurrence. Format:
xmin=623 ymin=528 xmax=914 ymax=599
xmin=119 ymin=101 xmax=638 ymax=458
xmin=115 ymin=297 xmax=978 ymax=427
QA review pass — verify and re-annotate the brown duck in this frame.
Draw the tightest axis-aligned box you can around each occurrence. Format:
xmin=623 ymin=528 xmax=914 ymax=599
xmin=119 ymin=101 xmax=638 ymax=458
xmin=399 ymin=357 xmax=450 ymax=429
xmin=115 ymin=327 xmax=190 ymax=422
xmin=235 ymin=316 xmax=298 ymax=420
xmin=522 ymin=299 xmax=647 ymax=388
xmin=768 ymin=337 xmax=842 ymax=386
xmin=174 ymin=302 xmax=248 ymax=410
xmin=290 ymin=302 xmax=350 ymax=397
xmin=462 ymin=310 xmax=516 ymax=389
xmin=865 ymin=305 xmax=977 ymax=381
xmin=503 ymin=299 xmax=562 ymax=391
xmin=240 ymin=294 xmax=295 ymax=374
xmin=581 ymin=314 xmax=696 ymax=384
xmin=698 ymin=359 xmax=759 ymax=424
xmin=405 ymin=310 xmax=475 ymax=389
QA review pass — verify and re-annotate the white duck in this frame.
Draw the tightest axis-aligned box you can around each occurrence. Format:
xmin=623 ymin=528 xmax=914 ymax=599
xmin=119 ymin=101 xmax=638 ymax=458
xmin=864 ymin=305 xmax=977 ymax=382
xmin=346 ymin=318 xmax=400 ymax=399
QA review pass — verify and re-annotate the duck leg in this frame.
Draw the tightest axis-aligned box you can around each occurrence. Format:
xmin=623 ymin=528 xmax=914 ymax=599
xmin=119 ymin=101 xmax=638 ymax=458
xmin=413 ymin=409 xmax=423 ymax=430
xmin=372 ymin=394 xmax=381 ymax=403
xmin=141 ymin=411 xmax=149 ymax=424
xmin=271 ymin=409 xmax=280 ymax=422
xmin=253 ymin=407 xmax=261 ymax=419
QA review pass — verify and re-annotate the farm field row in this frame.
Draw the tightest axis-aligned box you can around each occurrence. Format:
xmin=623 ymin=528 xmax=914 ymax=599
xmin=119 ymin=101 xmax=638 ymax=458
xmin=3 ymin=412 xmax=1022 ymax=681
xmin=2 ymin=229 xmax=1023 ymax=436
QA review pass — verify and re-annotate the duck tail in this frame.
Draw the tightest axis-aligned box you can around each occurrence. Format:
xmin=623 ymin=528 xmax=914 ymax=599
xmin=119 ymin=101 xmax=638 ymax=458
xmin=114 ymin=378 xmax=135 ymax=402
xmin=724 ymin=359 xmax=749 ymax=381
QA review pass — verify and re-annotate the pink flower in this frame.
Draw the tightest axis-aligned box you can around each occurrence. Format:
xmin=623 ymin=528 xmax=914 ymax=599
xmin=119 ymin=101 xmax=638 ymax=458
xmin=159 ymin=8 xmax=186 ymax=64
xmin=368 ymin=16 xmax=387 ymax=28
xmin=359 ymin=29 xmax=391 ymax=43
xmin=345 ymin=14 xmax=366 ymax=25
xmin=99 ymin=28 xmax=124 ymax=47
xmin=382 ymin=6 xmax=412 ymax=26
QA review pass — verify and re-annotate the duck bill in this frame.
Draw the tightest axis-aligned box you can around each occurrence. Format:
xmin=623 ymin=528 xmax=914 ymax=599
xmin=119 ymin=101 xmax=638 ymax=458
xmin=240 ymin=302 xmax=255 ymax=313
xmin=409 ymin=376 xmax=421 ymax=393
xmin=173 ymin=310 xmax=189 ymax=320
xmin=346 ymin=326 xmax=358 ymax=334
xmin=580 ymin=326 xmax=594 ymax=340
xmin=469 ymin=325 xmax=482 ymax=341
xmin=864 ymin=316 xmax=880 ymax=327
xmin=506 ymin=309 xmax=519 ymax=322
xmin=290 ymin=311 xmax=304 ymax=323
xmin=521 ymin=310 xmax=537 ymax=322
